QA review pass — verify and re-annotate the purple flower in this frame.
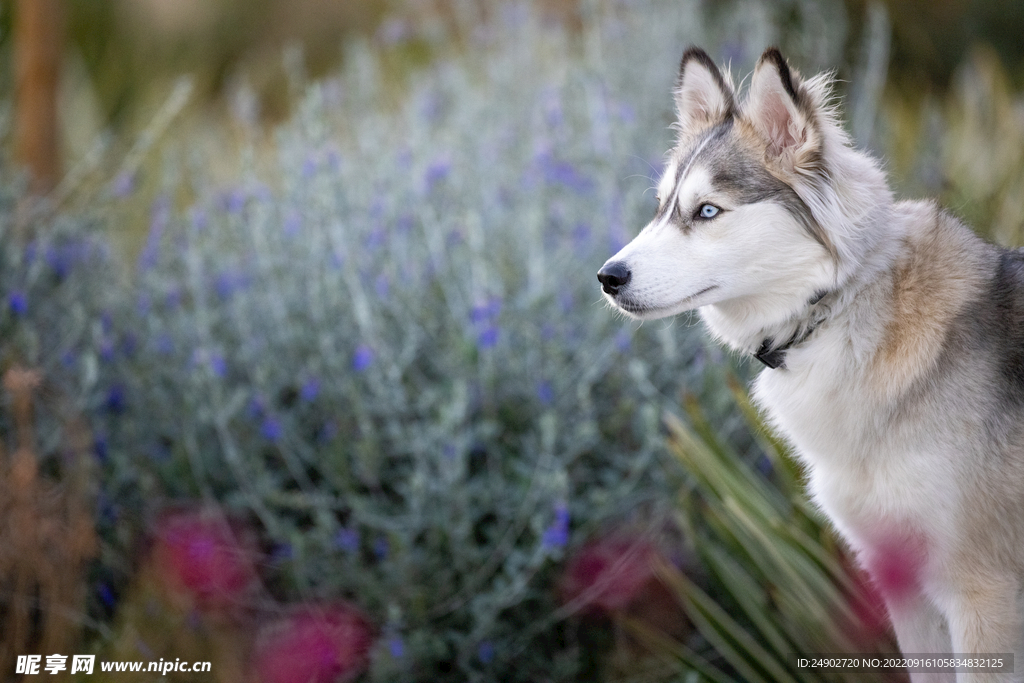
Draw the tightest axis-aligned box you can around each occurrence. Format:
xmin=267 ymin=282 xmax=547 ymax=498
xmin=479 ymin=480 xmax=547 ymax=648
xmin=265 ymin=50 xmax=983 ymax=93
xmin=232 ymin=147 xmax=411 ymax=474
xmin=301 ymin=155 xmax=319 ymax=179
xmin=99 ymin=338 xmax=116 ymax=362
xmin=122 ymin=333 xmax=139 ymax=357
xmin=270 ymin=542 xmax=293 ymax=563
xmin=24 ymin=240 xmax=38 ymax=264
xmin=155 ymin=334 xmax=174 ymax=355
xmin=105 ymin=384 xmax=127 ymax=414
xmin=214 ymin=272 xmax=237 ymax=300
xmin=136 ymin=293 xmax=152 ymax=316
xmin=558 ymin=291 xmax=575 ymax=313
xmin=352 ymin=345 xmax=375 ymax=372
xmin=615 ymin=102 xmax=636 ymax=123
xmin=191 ymin=207 xmax=208 ymax=231
xmin=317 ymin=420 xmax=338 ymax=443
xmin=300 ymin=377 xmax=320 ymax=402
xmin=283 ymin=211 xmax=302 ymax=238
xmin=470 ymin=298 xmax=502 ymax=323
xmin=261 ymin=416 xmax=282 ymax=442
xmin=94 ymin=434 xmax=109 ymax=462
xmin=471 ymin=298 xmax=503 ymax=350
xmin=335 ymin=528 xmax=360 ymax=553
xmin=8 ymin=291 xmax=27 ymax=316
xmin=326 ymin=148 xmax=342 ymax=170
xmin=535 ymin=152 xmax=593 ymax=194
xmin=388 ymin=635 xmax=405 ymax=659
xmin=97 ymin=582 xmax=116 ymax=608
xmin=165 ymin=289 xmax=182 ymax=310
xmin=375 ymin=274 xmax=390 ymax=299
xmin=377 ymin=17 xmax=410 ymax=45
xmin=615 ymin=329 xmax=631 ymax=353
xmin=364 ymin=227 xmax=387 ymax=252
xmin=139 ymin=196 xmax=170 ymax=271
xmin=45 ymin=244 xmax=73 ymax=278
xmin=571 ymin=223 xmax=591 ymax=247
xmin=477 ymin=326 xmax=499 ymax=349
xmin=373 ymin=535 xmax=389 ymax=560
xmin=111 ymin=171 xmax=135 ymax=198
xmin=424 ymin=157 xmax=452 ymax=191
xmin=395 ymin=214 xmax=414 ymax=234
xmin=541 ymin=502 xmax=570 ymax=550
xmin=209 ymin=353 xmax=227 ymax=378
xmin=247 ymin=396 xmax=266 ymax=419
xmin=536 ymin=381 xmax=554 ymax=406
xmin=719 ymin=40 xmax=745 ymax=65
xmin=98 ymin=494 xmax=118 ymax=523
xmin=225 ymin=189 xmax=247 ymax=215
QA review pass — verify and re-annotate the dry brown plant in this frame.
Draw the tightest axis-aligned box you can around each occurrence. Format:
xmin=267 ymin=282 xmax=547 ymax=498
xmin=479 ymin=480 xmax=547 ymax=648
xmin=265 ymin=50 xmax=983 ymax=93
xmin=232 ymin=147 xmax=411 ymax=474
xmin=0 ymin=367 xmax=96 ymax=679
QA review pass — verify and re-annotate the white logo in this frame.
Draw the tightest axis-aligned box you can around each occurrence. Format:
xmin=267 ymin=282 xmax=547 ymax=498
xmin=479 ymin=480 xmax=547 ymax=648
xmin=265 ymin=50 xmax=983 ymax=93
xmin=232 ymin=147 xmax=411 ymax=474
xmin=15 ymin=656 xmax=41 ymax=675
xmin=71 ymin=655 xmax=96 ymax=674
xmin=44 ymin=655 xmax=67 ymax=675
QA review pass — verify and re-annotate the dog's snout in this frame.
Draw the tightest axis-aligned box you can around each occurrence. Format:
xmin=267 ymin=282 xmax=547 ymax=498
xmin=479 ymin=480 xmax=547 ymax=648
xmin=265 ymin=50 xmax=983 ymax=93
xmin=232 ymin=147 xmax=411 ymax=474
xmin=597 ymin=262 xmax=631 ymax=295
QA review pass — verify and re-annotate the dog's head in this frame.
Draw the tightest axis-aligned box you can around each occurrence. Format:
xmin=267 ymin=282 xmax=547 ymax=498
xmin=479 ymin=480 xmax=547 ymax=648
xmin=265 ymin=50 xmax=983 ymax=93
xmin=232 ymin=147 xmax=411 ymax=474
xmin=599 ymin=47 xmax=844 ymax=328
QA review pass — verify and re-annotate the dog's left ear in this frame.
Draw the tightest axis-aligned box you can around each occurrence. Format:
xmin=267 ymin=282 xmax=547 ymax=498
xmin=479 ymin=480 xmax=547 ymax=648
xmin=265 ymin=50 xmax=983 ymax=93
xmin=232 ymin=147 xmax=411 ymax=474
xmin=746 ymin=48 xmax=822 ymax=172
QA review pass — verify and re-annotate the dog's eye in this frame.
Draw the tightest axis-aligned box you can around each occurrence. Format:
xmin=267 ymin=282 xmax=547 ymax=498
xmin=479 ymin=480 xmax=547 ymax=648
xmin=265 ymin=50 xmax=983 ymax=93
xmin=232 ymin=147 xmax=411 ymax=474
xmin=696 ymin=204 xmax=720 ymax=219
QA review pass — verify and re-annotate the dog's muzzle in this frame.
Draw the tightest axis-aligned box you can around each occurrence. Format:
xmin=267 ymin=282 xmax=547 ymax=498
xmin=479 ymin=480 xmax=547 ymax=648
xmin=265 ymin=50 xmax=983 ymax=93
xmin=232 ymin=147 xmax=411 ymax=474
xmin=597 ymin=261 xmax=631 ymax=296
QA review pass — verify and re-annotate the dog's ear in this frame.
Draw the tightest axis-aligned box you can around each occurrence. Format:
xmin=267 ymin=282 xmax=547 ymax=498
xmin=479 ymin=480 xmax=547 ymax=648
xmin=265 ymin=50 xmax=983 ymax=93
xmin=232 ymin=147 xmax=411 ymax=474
xmin=746 ymin=48 xmax=822 ymax=171
xmin=675 ymin=47 xmax=735 ymax=136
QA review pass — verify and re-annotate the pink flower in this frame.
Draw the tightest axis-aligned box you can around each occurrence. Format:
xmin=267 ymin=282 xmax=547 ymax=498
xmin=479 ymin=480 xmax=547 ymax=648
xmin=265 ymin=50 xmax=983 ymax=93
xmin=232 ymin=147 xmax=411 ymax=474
xmin=253 ymin=604 xmax=374 ymax=683
xmin=153 ymin=507 xmax=259 ymax=610
xmin=559 ymin=536 xmax=662 ymax=613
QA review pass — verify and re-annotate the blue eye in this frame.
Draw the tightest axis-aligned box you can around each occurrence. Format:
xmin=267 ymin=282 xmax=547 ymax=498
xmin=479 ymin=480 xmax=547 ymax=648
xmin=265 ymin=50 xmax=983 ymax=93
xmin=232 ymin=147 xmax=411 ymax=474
xmin=698 ymin=204 xmax=719 ymax=219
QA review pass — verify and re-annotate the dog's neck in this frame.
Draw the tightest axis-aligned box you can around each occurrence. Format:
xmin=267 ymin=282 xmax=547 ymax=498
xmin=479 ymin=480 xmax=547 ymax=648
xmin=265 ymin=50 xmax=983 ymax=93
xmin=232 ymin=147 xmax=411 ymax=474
xmin=707 ymin=208 xmax=902 ymax=370
xmin=701 ymin=144 xmax=901 ymax=368
xmin=751 ymin=288 xmax=834 ymax=369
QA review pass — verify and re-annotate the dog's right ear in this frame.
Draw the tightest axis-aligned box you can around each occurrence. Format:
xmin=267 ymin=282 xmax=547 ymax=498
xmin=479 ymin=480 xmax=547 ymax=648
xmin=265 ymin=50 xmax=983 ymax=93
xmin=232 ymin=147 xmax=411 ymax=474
xmin=674 ymin=47 xmax=735 ymax=136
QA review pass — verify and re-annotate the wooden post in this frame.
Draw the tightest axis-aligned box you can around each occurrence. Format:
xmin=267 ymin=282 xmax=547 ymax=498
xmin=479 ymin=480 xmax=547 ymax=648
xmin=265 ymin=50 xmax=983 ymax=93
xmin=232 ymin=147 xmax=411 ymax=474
xmin=14 ymin=0 xmax=63 ymax=195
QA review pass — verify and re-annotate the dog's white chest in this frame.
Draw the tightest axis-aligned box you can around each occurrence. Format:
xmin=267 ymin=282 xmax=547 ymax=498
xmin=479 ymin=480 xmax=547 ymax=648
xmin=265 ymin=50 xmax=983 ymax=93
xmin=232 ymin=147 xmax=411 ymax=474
xmin=751 ymin=355 xmax=958 ymax=564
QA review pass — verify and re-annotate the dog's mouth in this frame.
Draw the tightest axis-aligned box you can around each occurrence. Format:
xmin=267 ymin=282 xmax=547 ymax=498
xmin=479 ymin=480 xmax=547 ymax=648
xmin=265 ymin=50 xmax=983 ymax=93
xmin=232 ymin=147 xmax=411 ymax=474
xmin=614 ymin=284 xmax=719 ymax=317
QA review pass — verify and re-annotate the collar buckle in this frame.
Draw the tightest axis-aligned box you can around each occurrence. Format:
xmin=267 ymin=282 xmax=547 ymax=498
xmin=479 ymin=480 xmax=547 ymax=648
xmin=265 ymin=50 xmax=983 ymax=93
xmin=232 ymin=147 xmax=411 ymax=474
xmin=754 ymin=339 xmax=787 ymax=369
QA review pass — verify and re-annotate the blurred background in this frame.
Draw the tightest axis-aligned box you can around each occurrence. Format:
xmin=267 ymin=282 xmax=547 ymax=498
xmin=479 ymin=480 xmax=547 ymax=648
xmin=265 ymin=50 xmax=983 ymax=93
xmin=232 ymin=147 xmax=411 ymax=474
xmin=1 ymin=1 xmax=1023 ymax=682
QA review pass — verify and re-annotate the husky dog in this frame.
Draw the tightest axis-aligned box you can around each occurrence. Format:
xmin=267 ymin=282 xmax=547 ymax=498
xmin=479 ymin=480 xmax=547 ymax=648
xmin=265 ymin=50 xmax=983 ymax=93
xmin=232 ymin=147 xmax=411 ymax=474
xmin=598 ymin=47 xmax=1024 ymax=682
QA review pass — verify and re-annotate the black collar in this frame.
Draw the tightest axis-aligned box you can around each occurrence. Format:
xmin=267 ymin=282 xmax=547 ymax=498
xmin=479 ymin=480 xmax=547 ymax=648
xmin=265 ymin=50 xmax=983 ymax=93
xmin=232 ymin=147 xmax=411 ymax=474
xmin=753 ymin=290 xmax=830 ymax=370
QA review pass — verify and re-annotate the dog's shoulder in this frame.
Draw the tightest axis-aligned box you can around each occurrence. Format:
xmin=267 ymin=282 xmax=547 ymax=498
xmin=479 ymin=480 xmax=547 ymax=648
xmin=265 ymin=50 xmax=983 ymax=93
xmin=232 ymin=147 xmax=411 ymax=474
xmin=874 ymin=201 xmax=991 ymax=388
xmin=924 ymin=208 xmax=1024 ymax=407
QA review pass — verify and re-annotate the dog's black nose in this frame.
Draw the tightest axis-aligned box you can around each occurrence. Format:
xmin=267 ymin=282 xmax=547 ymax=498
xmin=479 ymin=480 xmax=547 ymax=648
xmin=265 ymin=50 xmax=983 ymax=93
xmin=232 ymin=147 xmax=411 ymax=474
xmin=597 ymin=262 xmax=631 ymax=295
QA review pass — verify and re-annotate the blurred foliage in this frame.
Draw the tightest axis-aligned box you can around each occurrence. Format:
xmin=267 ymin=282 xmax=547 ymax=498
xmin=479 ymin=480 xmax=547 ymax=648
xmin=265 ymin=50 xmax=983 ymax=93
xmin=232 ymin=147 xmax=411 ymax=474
xmin=627 ymin=387 xmax=901 ymax=683
xmin=870 ymin=0 xmax=1024 ymax=90
xmin=882 ymin=46 xmax=1024 ymax=247
xmin=3 ymin=0 xmax=799 ymax=679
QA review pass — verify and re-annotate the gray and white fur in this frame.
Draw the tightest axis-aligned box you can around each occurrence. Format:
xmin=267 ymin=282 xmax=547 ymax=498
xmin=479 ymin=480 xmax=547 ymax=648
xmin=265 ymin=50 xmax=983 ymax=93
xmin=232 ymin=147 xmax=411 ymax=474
xmin=599 ymin=46 xmax=1024 ymax=683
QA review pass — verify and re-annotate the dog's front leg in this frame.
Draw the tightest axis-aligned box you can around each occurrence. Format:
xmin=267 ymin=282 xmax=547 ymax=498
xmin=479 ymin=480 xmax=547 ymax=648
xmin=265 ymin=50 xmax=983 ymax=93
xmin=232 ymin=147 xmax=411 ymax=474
xmin=939 ymin=575 xmax=1022 ymax=683
xmin=886 ymin=591 xmax=955 ymax=683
